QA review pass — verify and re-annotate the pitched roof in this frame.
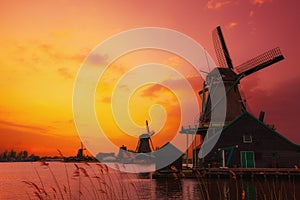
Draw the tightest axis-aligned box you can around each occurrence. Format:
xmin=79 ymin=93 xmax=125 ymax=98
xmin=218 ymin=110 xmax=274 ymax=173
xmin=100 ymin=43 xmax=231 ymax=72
xmin=201 ymin=111 xmax=300 ymax=149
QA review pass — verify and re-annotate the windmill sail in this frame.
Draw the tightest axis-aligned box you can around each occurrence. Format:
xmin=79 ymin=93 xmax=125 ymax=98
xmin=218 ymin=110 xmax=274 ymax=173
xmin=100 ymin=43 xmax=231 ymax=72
xmin=212 ymin=26 xmax=234 ymax=69
xmin=236 ymin=47 xmax=284 ymax=76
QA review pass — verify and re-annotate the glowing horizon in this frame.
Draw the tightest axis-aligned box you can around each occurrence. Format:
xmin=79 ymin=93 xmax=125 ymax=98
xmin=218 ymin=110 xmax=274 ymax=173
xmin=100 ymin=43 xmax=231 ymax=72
xmin=0 ymin=0 xmax=299 ymax=156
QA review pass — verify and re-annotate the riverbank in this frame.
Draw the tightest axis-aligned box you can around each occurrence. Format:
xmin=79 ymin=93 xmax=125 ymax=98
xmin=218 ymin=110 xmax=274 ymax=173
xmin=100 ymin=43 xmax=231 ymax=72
xmin=154 ymin=167 xmax=300 ymax=179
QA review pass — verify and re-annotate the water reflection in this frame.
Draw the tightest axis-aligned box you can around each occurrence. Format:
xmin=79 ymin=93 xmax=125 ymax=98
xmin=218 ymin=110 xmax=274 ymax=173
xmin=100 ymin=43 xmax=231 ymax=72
xmin=155 ymin=178 xmax=183 ymax=199
xmin=151 ymin=177 xmax=299 ymax=200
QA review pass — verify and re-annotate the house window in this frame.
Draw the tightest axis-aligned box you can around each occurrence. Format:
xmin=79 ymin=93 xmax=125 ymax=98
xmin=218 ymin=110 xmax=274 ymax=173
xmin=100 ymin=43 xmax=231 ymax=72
xmin=243 ymin=134 xmax=252 ymax=143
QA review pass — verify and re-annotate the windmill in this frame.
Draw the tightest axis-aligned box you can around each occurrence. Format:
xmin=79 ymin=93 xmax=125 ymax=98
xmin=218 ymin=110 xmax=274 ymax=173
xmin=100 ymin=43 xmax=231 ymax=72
xmin=76 ymin=142 xmax=86 ymax=158
xmin=135 ymin=120 xmax=155 ymax=153
xmin=199 ymin=26 xmax=284 ymax=132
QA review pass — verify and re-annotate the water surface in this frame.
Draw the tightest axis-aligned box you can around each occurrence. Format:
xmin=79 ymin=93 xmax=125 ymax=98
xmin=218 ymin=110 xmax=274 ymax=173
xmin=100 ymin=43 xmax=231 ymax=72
xmin=0 ymin=162 xmax=299 ymax=199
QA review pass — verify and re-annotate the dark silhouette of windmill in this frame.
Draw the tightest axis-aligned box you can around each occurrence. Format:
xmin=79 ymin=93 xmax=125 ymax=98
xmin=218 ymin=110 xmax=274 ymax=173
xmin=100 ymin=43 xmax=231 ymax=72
xmin=199 ymin=26 xmax=284 ymax=129
xmin=136 ymin=120 xmax=155 ymax=153
xmin=76 ymin=142 xmax=86 ymax=158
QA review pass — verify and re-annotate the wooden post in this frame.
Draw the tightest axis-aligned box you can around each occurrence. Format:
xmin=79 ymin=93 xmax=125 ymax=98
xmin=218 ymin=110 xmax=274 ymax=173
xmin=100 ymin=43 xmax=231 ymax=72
xmin=222 ymin=150 xmax=225 ymax=167
xmin=186 ymin=134 xmax=189 ymax=168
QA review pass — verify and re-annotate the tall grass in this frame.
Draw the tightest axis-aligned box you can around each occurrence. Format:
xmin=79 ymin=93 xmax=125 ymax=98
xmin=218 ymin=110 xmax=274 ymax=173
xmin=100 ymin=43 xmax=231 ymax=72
xmin=23 ymin=161 xmax=143 ymax=200
xmin=189 ymin=170 xmax=298 ymax=200
xmin=23 ymin=163 xmax=298 ymax=200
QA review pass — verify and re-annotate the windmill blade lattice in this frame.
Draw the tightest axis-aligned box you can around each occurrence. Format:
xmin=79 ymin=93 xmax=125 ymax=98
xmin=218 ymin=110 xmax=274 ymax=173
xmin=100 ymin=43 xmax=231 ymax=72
xmin=236 ymin=47 xmax=284 ymax=76
xmin=212 ymin=26 xmax=234 ymax=69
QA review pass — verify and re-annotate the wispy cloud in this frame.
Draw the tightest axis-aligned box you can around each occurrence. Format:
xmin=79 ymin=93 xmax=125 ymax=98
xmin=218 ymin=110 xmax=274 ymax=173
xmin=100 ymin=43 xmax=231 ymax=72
xmin=57 ymin=67 xmax=73 ymax=79
xmin=5 ymin=40 xmax=90 ymax=77
xmin=86 ymin=53 xmax=108 ymax=66
xmin=141 ymin=84 xmax=164 ymax=99
xmin=0 ymin=119 xmax=47 ymax=132
xmin=207 ymin=0 xmax=234 ymax=9
xmin=101 ymin=96 xmax=111 ymax=104
xmin=0 ymin=124 xmax=79 ymax=156
xmin=249 ymin=10 xmax=254 ymax=17
xmin=162 ymin=56 xmax=182 ymax=67
xmin=250 ymin=0 xmax=272 ymax=6
xmin=226 ymin=22 xmax=238 ymax=29
xmin=70 ymin=52 xmax=88 ymax=63
xmin=141 ymin=75 xmax=202 ymax=99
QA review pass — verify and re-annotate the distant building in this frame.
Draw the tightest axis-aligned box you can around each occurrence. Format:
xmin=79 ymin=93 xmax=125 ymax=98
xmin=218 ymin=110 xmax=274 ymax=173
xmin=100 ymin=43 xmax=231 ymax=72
xmin=96 ymin=152 xmax=116 ymax=162
xmin=196 ymin=112 xmax=300 ymax=168
xmin=117 ymin=145 xmax=135 ymax=163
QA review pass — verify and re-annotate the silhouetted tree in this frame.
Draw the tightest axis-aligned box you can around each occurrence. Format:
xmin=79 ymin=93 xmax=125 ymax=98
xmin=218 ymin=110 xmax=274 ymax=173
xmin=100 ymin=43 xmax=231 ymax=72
xmin=23 ymin=150 xmax=28 ymax=158
xmin=9 ymin=150 xmax=16 ymax=159
xmin=0 ymin=150 xmax=39 ymax=161
xmin=3 ymin=151 xmax=8 ymax=160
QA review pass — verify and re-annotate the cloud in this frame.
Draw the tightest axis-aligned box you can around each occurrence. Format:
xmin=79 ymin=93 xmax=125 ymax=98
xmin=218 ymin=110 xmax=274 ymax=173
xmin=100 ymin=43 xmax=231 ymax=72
xmin=86 ymin=53 xmax=108 ymax=66
xmin=0 ymin=125 xmax=79 ymax=156
xmin=162 ymin=56 xmax=182 ymax=67
xmin=51 ymin=119 xmax=74 ymax=125
xmin=0 ymin=119 xmax=47 ymax=132
xmin=39 ymin=44 xmax=52 ymax=52
xmin=37 ymin=43 xmax=89 ymax=64
xmin=250 ymin=0 xmax=272 ymax=6
xmin=226 ymin=22 xmax=238 ymax=29
xmin=141 ymin=84 xmax=164 ymax=99
xmin=207 ymin=0 xmax=234 ymax=9
xmin=117 ymin=84 xmax=130 ymax=91
xmin=70 ymin=52 xmax=88 ymax=63
xmin=249 ymin=10 xmax=254 ymax=17
xmin=0 ymin=116 xmax=80 ymax=156
xmin=101 ymin=96 xmax=111 ymax=104
xmin=57 ymin=67 xmax=74 ymax=79
xmin=140 ymin=75 xmax=202 ymax=99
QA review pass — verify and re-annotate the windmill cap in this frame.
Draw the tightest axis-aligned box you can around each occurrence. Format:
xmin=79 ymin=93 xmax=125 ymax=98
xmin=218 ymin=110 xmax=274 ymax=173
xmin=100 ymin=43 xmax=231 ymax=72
xmin=139 ymin=133 xmax=151 ymax=139
xmin=207 ymin=67 xmax=237 ymax=82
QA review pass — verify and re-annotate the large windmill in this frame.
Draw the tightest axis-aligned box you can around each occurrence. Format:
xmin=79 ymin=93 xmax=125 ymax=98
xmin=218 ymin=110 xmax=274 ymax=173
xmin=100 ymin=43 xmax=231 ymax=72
xmin=199 ymin=26 xmax=284 ymax=132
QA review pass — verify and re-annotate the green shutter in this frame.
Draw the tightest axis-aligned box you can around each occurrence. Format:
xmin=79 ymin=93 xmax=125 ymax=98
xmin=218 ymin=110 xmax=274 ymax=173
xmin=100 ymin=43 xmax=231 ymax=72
xmin=241 ymin=152 xmax=246 ymax=168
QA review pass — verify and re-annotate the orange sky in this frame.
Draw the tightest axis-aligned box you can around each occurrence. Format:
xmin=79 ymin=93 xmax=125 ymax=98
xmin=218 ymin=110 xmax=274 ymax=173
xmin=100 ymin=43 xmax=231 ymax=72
xmin=0 ymin=0 xmax=299 ymax=156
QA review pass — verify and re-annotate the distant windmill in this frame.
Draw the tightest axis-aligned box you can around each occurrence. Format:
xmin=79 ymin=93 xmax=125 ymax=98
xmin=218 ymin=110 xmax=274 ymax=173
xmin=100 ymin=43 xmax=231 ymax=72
xmin=199 ymin=26 xmax=284 ymax=128
xmin=135 ymin=120 xmax=155 ymax=153
xmin=76 ymin=142 xmax=86 ymax=158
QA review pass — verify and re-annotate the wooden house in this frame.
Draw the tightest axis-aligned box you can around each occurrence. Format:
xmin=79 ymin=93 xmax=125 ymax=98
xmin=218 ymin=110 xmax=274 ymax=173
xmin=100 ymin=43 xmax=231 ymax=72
xmin=197 ymin=112 xmax=300 ymax=168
